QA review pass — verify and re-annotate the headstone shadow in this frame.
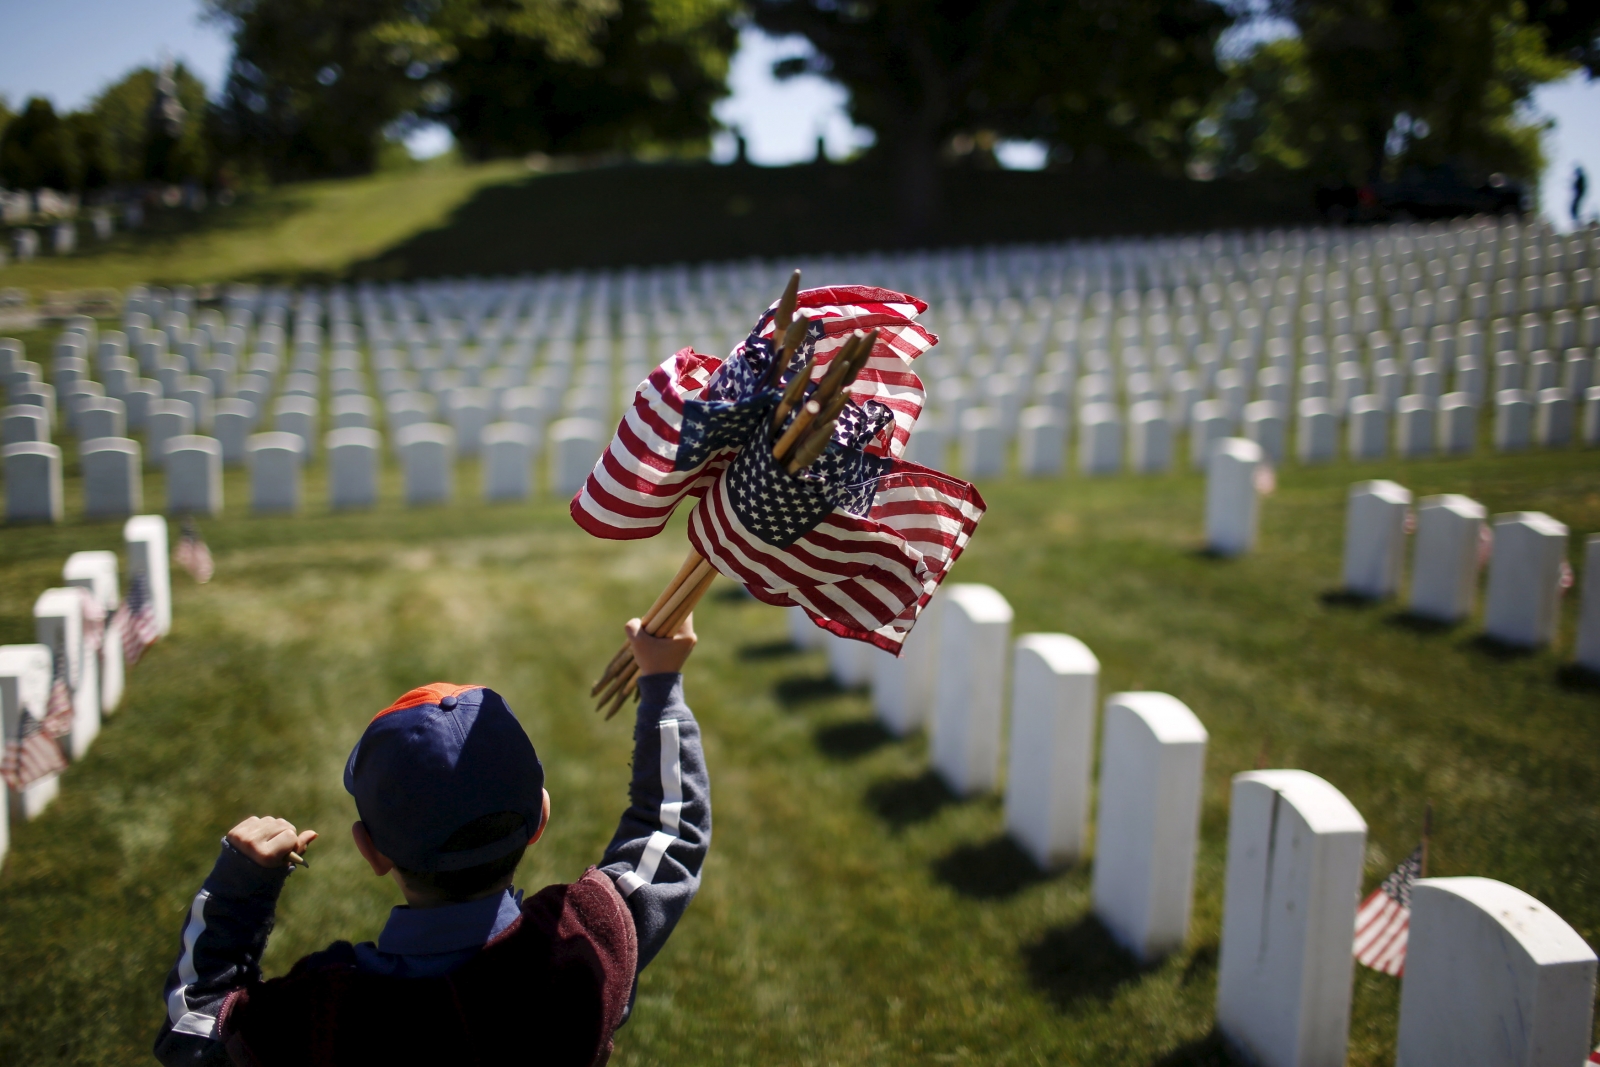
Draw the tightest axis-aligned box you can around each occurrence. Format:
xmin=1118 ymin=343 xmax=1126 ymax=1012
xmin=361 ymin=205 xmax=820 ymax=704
xmin=1318 ymin=588 xmax=1371 ymax=608
xmin=774 ymin=674 xmax=844 ymax=708
xmin=1555 ymin=663 xmax=1600 ymax=692
xmin=864 ymin=769 xmax=959 ymax=831
xmin=739 ymin=639 xmax=799 ymax=661
xmin=1466 ymin=634 xmax=1538 ymax=661
xmin=1147 ymin=1028 xmax=1237 ymax=1067
xmin=813 ymin=719 xmax=894 ymax=761
xmin=1383 ymin=611 xmax=1456 ymax=634
xmin=931 ymin=834 xmax=1059 ymax=900
xmin=1022 ymin=914 xmax=1146 ymax=1009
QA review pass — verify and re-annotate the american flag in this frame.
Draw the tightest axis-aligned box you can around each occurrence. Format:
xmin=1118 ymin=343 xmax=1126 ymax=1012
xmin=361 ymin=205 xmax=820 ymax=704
xmin=1353 ymin=845 xmax=1422 ymax=976
xmin=175 ymin=520 xmax=213 ymax=583
xmin=118 ymin=573 xmax=160 ymax=666
xmin=1589 ymin=1045 xmax=1600 ymax=1066
xmin=0 ymin=707 xmax=68 ymax=791
xmin=571 ymin=286 xmax=985 ymax=652
xmin=41 ymin=643 xmax=75 ymax=740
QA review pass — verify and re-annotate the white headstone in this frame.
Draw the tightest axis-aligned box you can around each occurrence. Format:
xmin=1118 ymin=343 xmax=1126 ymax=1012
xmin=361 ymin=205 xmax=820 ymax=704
xmin=1190 ymin=398 xmax=1230 ymax=469
xmin=903 ymin=413 xmax=949 ymax=468
xmin=164 ymin=435 xmax=223 ymax=516
xmin=124 ymin=514 xmax=171 ymax=635
xmin=35 ymin=587 xmax=99 ymax=759
xmin=1242 ymin=400 xmax=1285 ymax=465
xmin=398 ymin=422 xmax=455 ymax=506
xmin=930 ymin=583 xmax=1013 ymax=796
xmin=825 ymin=632 xmax=874 ymax=688
xmin=482 ymin=422 xmax=534 ymax=501
xmin=1128 ymin=399 xmax=1172 ymax=473
xmin=144 ymin=399 xmax=194 ymax=467
xmin=1206 ymin=437 xmax=1263 ymax=557
xmin=1078 ymin=401 xmax=1122 ymax=475
xmin=1585 ymin=386 xmax=1600 ymax=446
xmin=1091 ymin=691 xmax=1207 ymax=962
xmin=1017 ymin=406 xmax=1064 ymax=476
xmin=1409 ymin=494 xmax=1486 ymax=623
xmin=1483 ymin=512 xmax=1568 ymax=648
xmin=245 ymin=432 xmax=303 ymax=513
xmin=82 ymin=437 xmax=142 ymax=518
xmin=1295 ymin=398 xmax=1337 ymax=464
xmin=1347 ymin=395 xmax=1388 ymax=460
xmin=1004 ymin=634 xmax=1098 ymax=869
xmin=273 ymin=395 xmax=318 ymax=465
xmin=1395 ymin=877 xmax=1597 ymax=1067
xmin=1435 ymin=392 xmax=1475 ymax=454
xmin=1215 ymin=770 xmax=1367 ymax=1067
xmin=872 ymin=591 xmax=944 ymax=736
xmin=3 ymin=404 xmax=50 ymax=446
xmin=332 ymin=394 xmax=375 ymax=430
xmin=326 ymin=427 xmax=379 ymax=510
xmin=63 ymin=551 xmax=122 ymax=714
xmin=961 ymin=407 xmax=1006 ymax=477
xmin=77 ymin=397 xmax=126 ymax=441
xmin=1535 ymin=387 xmax=1573 ymax=447
xmin=0 ymin=644 xmax=59 ymax=821
xmin=549 ymin=417 xmax=606 ymax=497
xmin=1575 ymin=535 xmax=1600 ymax=674
xmin=1342 ymin=479 xmax=1412 ymax=598
xmin=1494 ymin=389 xmax=1532 ymax=452
xmin=1396 ymin=395 xmax=1435 ymax=458
xmin=4 ymin=442 xmax=63 ymax=523
xmin=787 ymin=603 xmax=828 ymax=651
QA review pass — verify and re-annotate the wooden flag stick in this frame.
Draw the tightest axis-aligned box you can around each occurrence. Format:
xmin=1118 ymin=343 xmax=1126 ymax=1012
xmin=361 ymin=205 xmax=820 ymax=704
xmin=762 ymin=272 xmax=804 ymax=389
xmin=771 ymin=348 xmax=818 ymax=431
xmin=591 ymin=550 xmax=705 ymax=695
xmin=601 ymin=567 xmax=717 ymax=719
xmin=772 ymin=400 xmax=822 ymax=461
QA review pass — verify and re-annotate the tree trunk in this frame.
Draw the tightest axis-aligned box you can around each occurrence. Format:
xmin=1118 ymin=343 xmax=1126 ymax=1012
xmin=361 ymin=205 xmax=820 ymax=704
xmin=893 ymin=126 xmax=943 ymax=243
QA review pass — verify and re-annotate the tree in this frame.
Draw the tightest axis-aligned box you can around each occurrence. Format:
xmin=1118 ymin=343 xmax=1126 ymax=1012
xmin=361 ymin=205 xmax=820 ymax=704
xmin=88 ymin=63 xmax=212 ymax=186
xmin=422 ymin=0 xmax=738 ymax=159
xmin=207 ymin=0 xmax=426 ymax=180
xmin=751 ymin=0 xmax=1233 ymax=236
xmin=0 ymin=98 xmax=79 ymax=192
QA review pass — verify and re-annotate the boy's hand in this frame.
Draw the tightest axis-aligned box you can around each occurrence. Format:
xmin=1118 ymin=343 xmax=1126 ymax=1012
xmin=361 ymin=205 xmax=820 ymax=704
xmin=227 ymin=816 xmax=318 ymax=869
xmin=627 ymin=613 xmax=697 ymax=677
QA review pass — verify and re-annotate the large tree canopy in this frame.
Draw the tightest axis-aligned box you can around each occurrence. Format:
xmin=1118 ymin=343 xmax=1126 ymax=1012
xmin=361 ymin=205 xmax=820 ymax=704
xmin=0 ymin=98 xmax=79 ymax=192
xmin=1198 ymin=0 xmax=1597 ymax=187
xmin=751 ymin=0 xmax=1234 ymax=234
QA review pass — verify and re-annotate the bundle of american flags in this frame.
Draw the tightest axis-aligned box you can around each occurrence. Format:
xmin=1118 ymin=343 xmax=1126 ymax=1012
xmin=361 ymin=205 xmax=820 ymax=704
xmin=574 ymin=272 xmax=985 ymax=715
xmin=174 ymin=520 xmax=214 ymax=583
xmin=1353 ymin=844 xmax=1422 ymax=976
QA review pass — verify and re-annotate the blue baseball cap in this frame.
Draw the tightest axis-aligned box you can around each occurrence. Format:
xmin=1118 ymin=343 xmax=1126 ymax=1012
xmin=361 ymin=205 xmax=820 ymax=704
xmin=344 ymin=683 xmax=545 ymax=872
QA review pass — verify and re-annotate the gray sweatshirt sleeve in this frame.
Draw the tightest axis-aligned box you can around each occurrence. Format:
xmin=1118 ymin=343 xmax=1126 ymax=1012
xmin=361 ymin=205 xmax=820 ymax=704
xmin=599 ymin=673 xmax=712 ymax=973
xmin=152 ymin=841 xmax=290 ymax=1066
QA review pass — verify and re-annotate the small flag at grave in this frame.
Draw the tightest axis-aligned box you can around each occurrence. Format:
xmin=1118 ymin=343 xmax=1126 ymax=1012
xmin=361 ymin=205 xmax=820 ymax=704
xmin=42 ymin=644 xmax=74 ymax=740
xmin=572 ymin=271 xmax=985 ymax=717
xmin=175 ymin=519 xmax=213 ymax=584
xmin=1353 ymin=844 xmax=1422 ymax=976
xmin=1588 ymin=1044 xmax=1599 ymax=1066
xmin=0 ymin=707 xmax=69 ymax=790
xmin=118 ymin=574 xmax=160 ymax=666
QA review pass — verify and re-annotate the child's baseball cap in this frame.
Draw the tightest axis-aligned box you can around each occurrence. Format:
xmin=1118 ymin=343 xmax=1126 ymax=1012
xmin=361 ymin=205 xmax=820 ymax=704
xmin=343 ymin=683 xmax=545 ymax=872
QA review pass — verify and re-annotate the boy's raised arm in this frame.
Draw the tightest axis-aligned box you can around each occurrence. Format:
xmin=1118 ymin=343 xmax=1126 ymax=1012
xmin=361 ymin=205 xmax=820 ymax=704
xmin=153 ymin=818 xmax=313 ymax=1066
xmin=599 ymin=618 xmax=712 ymax=974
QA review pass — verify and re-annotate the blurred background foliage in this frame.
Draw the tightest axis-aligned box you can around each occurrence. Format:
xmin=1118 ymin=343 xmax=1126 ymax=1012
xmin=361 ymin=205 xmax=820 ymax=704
xmin=0 ymin=0 xmax=1595 ymax=230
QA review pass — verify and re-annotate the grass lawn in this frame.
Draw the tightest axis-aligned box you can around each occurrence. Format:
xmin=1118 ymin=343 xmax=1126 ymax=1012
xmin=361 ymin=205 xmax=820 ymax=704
xmin=0 ymin=436 xmax=1595 ymax=1065
xmin=0 ymin=158 xmax=526 ymax=294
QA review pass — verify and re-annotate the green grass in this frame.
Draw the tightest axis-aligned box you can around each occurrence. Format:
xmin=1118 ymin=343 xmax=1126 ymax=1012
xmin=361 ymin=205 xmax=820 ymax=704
xmin=0 ymin=158 xmax=1319 ymax=294
xmin=0 ymin=158 xmax=526 ymax=294
xmin=0 ymin=435 xmax=1596 ymax=1065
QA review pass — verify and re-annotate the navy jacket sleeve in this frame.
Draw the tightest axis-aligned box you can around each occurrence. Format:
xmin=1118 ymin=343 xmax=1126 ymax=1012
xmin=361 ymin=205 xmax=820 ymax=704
xmin=598 ymin=673 xmax=712 ymax=973
xmin=153 ymin=840 xmax=291 ymax=1066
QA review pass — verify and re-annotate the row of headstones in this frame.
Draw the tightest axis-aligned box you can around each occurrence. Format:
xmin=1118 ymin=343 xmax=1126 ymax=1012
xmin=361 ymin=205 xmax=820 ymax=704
xmin=795 ymin=587 xmax=1598 ymax=1066
xmin=0 ymin=416 xmax=615 ymax=521
xmin=0 ymin=516 xmax=172 ymax=869
xmin=912 ymin=379 xmax=1600 ymax=480
xmin=1343 ymin=480 xmax=1600 ymax=662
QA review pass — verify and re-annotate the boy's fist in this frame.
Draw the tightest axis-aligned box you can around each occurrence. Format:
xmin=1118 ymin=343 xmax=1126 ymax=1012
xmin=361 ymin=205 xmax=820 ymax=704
xmin=627 ymin=613 xmax=697 ymax=677
xmin=228 ymin=815 xmax=317 ymax=869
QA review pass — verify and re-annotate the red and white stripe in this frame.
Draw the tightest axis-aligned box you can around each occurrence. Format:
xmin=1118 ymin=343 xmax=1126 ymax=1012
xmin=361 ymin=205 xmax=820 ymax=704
xmin=570 ymin=286 xmax=937 ymax=542
xmin=1353 ymin=886 xmax=1410 ymax=976
xmin=685 ymin=459 xmax=984 ymax=652
xmin=0 ymin=712 xmax=68 ymax=790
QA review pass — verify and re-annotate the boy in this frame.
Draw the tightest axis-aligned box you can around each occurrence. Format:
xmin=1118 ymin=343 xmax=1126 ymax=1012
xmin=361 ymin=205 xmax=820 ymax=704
xmin=154 ymin=616 xmax=709 ymax=1066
